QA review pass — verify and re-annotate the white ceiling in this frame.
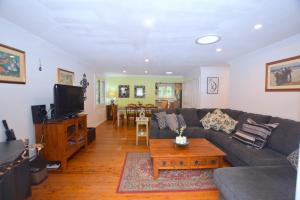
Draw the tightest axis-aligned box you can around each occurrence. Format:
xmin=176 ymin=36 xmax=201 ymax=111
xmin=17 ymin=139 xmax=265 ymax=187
xmin=1 ymin=0 xmax=300 ymax=75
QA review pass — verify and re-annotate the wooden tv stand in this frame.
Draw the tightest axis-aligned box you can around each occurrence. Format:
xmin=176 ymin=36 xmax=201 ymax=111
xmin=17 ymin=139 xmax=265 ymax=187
xmin=35 ymin=114 xmax=88 ymax=170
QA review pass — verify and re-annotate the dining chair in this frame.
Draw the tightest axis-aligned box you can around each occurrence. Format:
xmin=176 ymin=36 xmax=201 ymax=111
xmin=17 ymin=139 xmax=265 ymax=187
xmin=112 ymin=105 xmax=124 ymax=126
xmin=144 ymin=105 xmax=157 ymax=118
xmin=125 ymin=106 xmax=137 ymax=126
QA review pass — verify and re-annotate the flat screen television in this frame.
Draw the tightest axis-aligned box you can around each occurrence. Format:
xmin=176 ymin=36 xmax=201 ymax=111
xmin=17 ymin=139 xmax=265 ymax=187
xmin=54 ymin=84 xmax=84 ymax=119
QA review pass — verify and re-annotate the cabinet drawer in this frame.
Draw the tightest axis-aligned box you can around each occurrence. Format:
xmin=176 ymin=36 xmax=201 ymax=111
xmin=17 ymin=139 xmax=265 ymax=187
xmin=190 ymin=157 xmax=219 ymax=168
xmin=190 ymin=158 xmax=207 ymax=167
xmin=206 ymin=157 xmax=219 ymax=167
xmin=157 ymin=159 xmax=173 ymax=167
xmin=173 ymin=158 xmax=189 ymax=168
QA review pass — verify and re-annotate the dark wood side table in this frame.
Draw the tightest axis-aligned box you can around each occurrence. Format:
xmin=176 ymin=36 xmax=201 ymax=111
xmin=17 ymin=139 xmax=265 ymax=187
xmin=106 ymin=105 xmax=113 ymax=120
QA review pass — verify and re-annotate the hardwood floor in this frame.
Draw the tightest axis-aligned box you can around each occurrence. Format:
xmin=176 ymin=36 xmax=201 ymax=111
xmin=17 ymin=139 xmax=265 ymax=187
xmin=29 ymin=121 xmax=221 ymax=200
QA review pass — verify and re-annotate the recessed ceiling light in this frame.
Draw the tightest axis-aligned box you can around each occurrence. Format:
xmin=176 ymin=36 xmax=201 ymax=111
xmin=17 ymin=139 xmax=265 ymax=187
xmin=216 ymin=48 xmax=222 ymax=52
xmin=165 ymin=71 xmax=173 ymax=75
xmin=143 ymin=18 xmax=154 ymax=28
xmin=122 ymin=69 xmax=127 ymax=73
xmin=144 ymin=70 xmax=148 ymax=74
xmin=196 ymin=35 xmax=220 ymax=45
xmin=144 ymin=58 xmax=149 ymax=63
xmin=254 ymin=24 xmax=263 ymax=30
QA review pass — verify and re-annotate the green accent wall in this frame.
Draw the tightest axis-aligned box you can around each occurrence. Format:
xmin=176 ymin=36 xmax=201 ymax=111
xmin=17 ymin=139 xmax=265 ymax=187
xmin=106 ymin=76 xmax=183 ymax=107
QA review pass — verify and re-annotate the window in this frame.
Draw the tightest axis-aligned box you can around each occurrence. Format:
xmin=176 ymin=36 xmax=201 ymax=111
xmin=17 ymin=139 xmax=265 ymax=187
xmin=157 ymin=83 xmax=175 ymax=99
xmin=96 ymin=79 xmax=105 ymax=105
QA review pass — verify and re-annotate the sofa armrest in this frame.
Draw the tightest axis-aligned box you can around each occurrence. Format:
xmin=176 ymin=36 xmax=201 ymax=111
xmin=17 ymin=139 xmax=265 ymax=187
xmin=150 ymin=120 xmax=160 ymax=139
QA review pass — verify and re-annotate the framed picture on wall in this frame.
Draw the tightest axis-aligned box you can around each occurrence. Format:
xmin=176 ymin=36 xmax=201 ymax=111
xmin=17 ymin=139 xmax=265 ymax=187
xmin=265 ymin=55 xmax=300 ymax=91
xmin=134 ymin=85 xmax=145 ymax=98
xmin=57 ymin=68 xmax=74 ymax=86
xmin=207 ymin=77 xmax=219 ymax=94
xmin=119 ymin=85 xmax=129 ymax=98
xmin=0 ymin=43 xmax=26 ymax=84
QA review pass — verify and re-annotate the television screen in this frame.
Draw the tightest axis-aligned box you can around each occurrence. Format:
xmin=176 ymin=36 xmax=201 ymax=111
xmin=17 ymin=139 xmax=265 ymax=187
xmin=54 ymin=84 xmax=84 ymax=118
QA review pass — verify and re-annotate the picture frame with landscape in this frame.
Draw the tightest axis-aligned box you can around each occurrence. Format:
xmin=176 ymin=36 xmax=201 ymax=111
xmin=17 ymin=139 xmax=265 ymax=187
xmin=265 ymin=55 xmax=300 ymax=91
xmin=57 ymin=68 xmax=74 ymax=86
xmin=0 ymin=43 xmax=26 ymax=84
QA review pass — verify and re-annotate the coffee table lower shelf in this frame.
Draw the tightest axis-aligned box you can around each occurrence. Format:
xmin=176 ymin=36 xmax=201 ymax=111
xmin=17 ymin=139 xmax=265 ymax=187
xmin=152 ymin=156 xmax=223 ymax=179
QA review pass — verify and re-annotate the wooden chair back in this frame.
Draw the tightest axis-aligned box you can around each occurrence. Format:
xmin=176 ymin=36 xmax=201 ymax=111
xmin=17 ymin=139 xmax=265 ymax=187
xmin=125 ymin=106 xmax=137 ymax=125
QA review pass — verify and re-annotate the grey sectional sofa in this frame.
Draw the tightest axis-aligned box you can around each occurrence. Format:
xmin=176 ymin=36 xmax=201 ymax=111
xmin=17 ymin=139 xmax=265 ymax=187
xmin=150 ymin=108 xmax=299 ymax=200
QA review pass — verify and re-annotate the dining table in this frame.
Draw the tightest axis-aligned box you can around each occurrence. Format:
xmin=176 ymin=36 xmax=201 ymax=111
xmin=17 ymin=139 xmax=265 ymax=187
xmin=117 ymin=106 xmax=157 ymax=127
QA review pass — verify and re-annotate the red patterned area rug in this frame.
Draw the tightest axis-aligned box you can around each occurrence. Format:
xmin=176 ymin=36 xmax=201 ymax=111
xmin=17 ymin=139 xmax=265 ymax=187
xmin=117 ymin=152 xmax=217 ymax=193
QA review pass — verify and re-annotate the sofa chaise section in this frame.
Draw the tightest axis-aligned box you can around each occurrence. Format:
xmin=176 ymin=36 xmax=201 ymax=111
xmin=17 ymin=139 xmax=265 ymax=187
xmin=214 ymin=165 xmax=297 ymax=200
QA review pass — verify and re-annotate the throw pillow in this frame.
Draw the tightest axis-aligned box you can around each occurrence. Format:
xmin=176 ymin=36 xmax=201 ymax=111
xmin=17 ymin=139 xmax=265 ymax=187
xmin=166 ymin=113 xmax=179 ymax=132
xmin=154 ymin=112 xmax=168 ymax=129
xmin=200 ymin=112 xmax=212 ymax=130
xmin=177 ymin=114 xmax=187 ymax=128
xmin=287 ymin=149 xmax=299 ymax=171
xmin=209 ymin=109 xmax=226 ymax=131
xmin=209 ymin=113 xmax=223 ymax=131
xmin=220 ymin=113 xmax=238 ymax=134
xmin=232 ymin=118 xmax=279 ymax=149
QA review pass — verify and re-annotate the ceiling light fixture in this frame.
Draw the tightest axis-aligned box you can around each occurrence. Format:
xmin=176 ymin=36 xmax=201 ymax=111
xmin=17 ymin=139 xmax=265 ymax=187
xmin=216 ymin=48 xmax=222 ymax=52
xmin=196 ymin=35 xmax=220 ymax=45
xmin=122 ymin=70 xmax=127 ymax=73
xmin=143 ymin=18 xmax=155 ymax=28
xmin=144 ymin=58 xmax=149 ymax=62
xmin=254 ymin=24 xmax=263 ymax=30
xmin=165 ymin=71 xmax=173 ymax=75
xmin=144 ymin=70 xmax=148 ymax=74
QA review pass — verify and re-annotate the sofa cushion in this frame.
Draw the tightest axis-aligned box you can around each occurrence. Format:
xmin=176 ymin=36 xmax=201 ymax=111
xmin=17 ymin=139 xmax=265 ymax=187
xmin=183 ymin=127 xmax=208 ymax=138
xmin=221 ymin=109 xmax=242 ymax=121
xmin=236 ymin=112 xmax=271 ymax=129
xmin=287 ymin=148 xmax=299 ymax=170
xmin=267 ymin=117 xmax=300 ymax=155
xmin=232 ymin=118 xmax=279 ymax=149
xmin=197 ymin=108 xmax=215 ymax=120
xmin=154 ymin=128 xmax=178 ymax=139
xmin=207 ymin=130 xmax=232 ymax=151
xmin=214 ymin=165 xmax=297 ymax=200
xmin=179 ymin=108 xmax=201 ymax=127
xmin=228 ymin=140 xmax=290 ymax=166
xmin=154 ymin=111 xmax=168 ymax=129
xmin=152 ymin=109 xmax=177 ymax=120
xmin=220 ymin=113 xmax=238 ymax=134
xmin=176 ymin=114 xmax=187 ymax=128
xmin=165 ymin=113 xmax=178 ymax=132
xmin=200 ymin=112 xmax=213 ymax=129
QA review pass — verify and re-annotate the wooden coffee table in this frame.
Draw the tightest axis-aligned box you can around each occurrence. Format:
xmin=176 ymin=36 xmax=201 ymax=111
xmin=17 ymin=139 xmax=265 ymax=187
xmin=149 ymin=138 xmax=226 ymax=179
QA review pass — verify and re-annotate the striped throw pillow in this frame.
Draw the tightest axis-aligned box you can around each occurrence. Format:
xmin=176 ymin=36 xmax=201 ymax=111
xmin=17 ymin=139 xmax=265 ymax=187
xmin=177 ymin=114 xmax=187 ymax=128
xmin=166 ymin=114 xmax=179 ymax=132
xmin=154 ymin=112 xmax=168 ymax=129
xmin=232 ymin=118 xmax=279 ymax=149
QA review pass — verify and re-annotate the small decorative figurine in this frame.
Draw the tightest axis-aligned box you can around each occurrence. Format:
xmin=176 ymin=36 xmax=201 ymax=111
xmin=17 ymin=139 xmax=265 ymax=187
xmin=80 ymin=73 xmax=89 ymax=101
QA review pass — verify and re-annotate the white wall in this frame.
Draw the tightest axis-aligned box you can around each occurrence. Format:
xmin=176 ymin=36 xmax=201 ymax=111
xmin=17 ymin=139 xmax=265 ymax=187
xmin=183 ymin=66 xmax=230 ymax=109
xmin=230 ymin=34 xmax=300 ymax=121
xmin=183 ymin=68 xmax=201 ymax=108
xmin=0 ymin=18 xmax=106 ymax=143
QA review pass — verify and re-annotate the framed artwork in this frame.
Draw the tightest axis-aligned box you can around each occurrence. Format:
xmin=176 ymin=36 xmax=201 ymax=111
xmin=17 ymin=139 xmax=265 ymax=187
xmin=0 ymin=43 xmax=26 ymax=84
xmin=265 ymin=55 xmax=300 ymax=91
xmin=57 ymin=68 xmax=74 ymax=85
xmin=134 ymin=85 xmax=145 ymax=98
xmin=119 ymin=85 xmax=129 ymax=98
xmin=207 ymin=77 xmax=219 ymax=94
